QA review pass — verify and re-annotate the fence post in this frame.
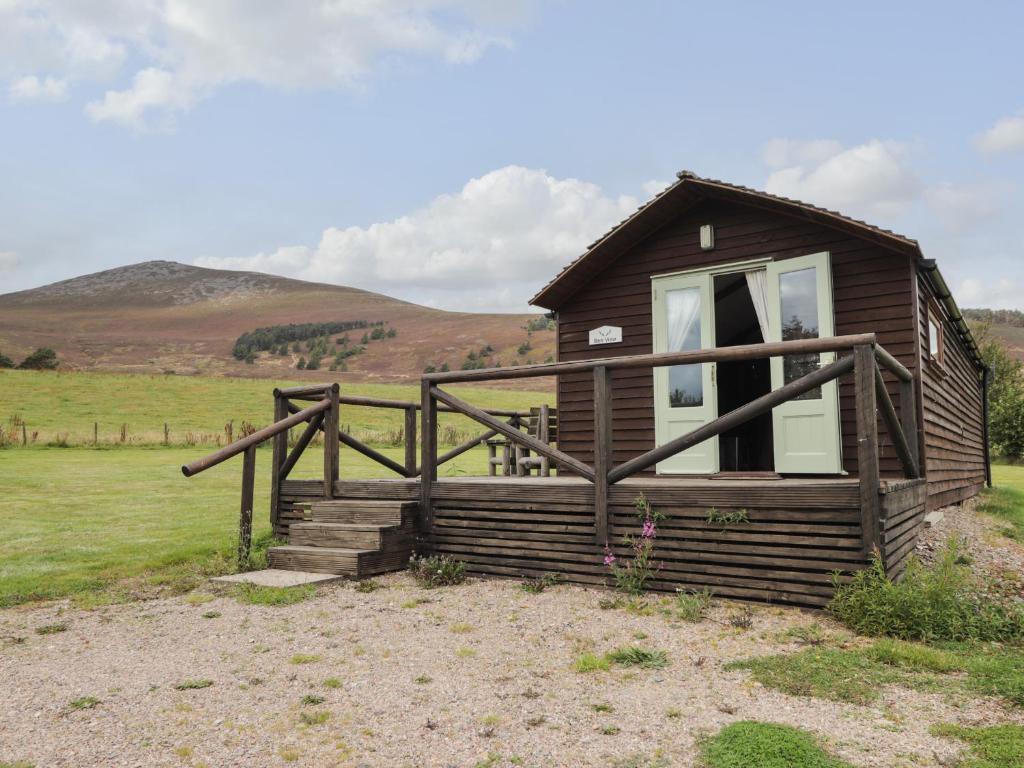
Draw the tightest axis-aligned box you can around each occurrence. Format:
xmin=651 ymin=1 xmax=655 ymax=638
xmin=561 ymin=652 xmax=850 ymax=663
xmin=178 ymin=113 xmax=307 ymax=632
xmin=93 ymin=422 xmax=98 ymax=446
xmin=323 ymin=383 xmax=340 ymax=499
xmin=593 ymin=365 xmax=612 ymax=544
xmin=854 ymin=344 xmax=882 ymax=557
xmin=163 ymin=422 xmax=169 ymax=446
xmin=238 ymin=445 xmax=256 ymax=569
xmin=420 ymin=379 xmax=437 ymax=538
xmin=404 ymin=406 xmax=417 ymax=476
xmin=22 ymin=423 xmax=27 ymax=446
xmin=270 ymin=393 xmax=288 ymax=535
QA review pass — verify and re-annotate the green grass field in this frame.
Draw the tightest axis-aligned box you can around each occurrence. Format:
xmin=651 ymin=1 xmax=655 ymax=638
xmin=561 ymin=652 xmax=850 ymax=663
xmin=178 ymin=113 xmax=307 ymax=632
xmin=0 ymin=369 xmax=551 ymax=447
xmin=0 ymin=369 xmax=549 ymax=607
xmin=2 ymin=368 xmax=1023 ymax=610
xmin=0 ymin=444 xmax=490 ymax=607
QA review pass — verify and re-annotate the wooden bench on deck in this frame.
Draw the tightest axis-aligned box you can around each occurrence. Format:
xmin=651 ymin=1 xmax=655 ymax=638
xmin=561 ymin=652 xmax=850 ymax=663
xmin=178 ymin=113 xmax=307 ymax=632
xmin=487 ymin=405 xmax=557 ymax=477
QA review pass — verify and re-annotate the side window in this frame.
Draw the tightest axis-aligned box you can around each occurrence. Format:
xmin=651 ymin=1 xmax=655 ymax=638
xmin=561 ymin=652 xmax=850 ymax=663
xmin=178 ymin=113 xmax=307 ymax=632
xmin=928 ymin=309 xmax=944 ymax=365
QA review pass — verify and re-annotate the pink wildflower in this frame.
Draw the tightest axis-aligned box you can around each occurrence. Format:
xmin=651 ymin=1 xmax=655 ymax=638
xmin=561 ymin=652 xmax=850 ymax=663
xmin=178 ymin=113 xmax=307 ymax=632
xmin=603 ymin=546 xmax=616 ymax=567
xmin=642 ymin=517 xmax=656 ymax=538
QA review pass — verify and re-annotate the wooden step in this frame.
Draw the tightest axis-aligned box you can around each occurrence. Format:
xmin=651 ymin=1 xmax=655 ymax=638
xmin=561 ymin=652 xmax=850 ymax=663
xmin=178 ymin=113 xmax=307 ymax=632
xmin=268 ymin=545 xmax=411 ymax=577
xmin=289 ymin=521 xmax=413 ymax=550
xmin=309 ymin=499 xmax=416 ymax=525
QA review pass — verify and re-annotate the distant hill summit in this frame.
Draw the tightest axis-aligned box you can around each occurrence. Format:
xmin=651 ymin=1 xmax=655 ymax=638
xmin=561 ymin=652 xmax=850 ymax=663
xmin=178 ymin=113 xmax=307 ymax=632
xmin=964 ymin=307 xmax=1024 ymax=362
xmin=0 ymin=261 xmax=553 ymax=381
xmin=0 ymin=260 xmax=390 ymax=307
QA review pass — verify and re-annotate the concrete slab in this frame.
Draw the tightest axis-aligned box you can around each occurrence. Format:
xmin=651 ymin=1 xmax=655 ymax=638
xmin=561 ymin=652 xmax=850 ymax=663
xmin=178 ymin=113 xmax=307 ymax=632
xmin=924 ymin=510 xmax=945 ymax=528
xmin=211 ymin=569 xmax=346 ymax=587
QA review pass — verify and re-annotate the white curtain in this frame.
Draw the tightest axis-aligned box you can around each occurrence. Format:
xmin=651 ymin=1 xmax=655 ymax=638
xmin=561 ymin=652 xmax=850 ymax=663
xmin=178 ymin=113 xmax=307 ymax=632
xmin=666 ymin=288 xmax=701 ymax=352
xmin=745 ymin=269 xmax=770 ymax=342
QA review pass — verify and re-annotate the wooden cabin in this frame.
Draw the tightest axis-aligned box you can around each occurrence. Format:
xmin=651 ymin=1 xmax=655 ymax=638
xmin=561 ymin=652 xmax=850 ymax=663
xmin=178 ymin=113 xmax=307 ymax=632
xmin=185 ymin=173 xmax=989 ymax=607
xmin=530 ymin=172 xmax=989 ymax=511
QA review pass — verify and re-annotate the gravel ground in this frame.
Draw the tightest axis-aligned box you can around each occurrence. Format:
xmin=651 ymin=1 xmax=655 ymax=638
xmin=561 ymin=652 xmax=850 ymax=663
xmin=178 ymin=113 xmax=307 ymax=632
xmin=1 ymin=574 xmax=1018 ymax=768
xmin=918 ymin=497 xmax=1024 ymax=595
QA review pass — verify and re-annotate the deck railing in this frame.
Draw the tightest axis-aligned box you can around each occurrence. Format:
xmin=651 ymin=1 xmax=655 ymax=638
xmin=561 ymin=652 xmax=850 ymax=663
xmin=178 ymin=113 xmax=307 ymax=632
xmin=181 ymin=383 xmax=533 ymax=563
xmin=420 ymin=332 xmax=920 ymax=554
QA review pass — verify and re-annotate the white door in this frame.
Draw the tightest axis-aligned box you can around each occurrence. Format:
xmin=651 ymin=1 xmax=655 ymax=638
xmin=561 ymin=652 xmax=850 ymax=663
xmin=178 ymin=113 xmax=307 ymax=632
xmin=652 ymin=272 xmax=718 ymax=474
xmin=765 ymin=252 xmax=843 ymax=474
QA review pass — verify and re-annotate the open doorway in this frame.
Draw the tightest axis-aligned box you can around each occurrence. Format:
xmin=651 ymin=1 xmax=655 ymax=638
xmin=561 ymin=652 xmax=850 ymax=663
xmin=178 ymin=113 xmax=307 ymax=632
xmin=713 ymin=271 xmax=774 ymax=472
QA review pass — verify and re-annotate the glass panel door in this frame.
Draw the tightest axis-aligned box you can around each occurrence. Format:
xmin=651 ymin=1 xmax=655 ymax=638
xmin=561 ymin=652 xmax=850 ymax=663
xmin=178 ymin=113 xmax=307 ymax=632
xmin=652 ymin=272 xmax=717 ymax=474
xmin=766 ymin=252 xmax=842 ymax=474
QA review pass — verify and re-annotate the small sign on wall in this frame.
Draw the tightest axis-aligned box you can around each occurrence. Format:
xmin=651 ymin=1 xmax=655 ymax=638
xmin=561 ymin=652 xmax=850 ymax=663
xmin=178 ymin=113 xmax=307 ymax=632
xmin=588 ymin=325 xmax=623 ymax=346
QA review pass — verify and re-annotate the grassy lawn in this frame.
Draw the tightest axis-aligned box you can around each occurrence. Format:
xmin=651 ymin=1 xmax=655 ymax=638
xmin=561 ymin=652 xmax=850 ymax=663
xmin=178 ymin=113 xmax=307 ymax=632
xmin=699 ymin=722 xmax=853 ymax=768
xmin=0 ymin=369 xmax=551 ymax=446
xmin=983 ymin=464 xmax=1024 ymax=540
xmin=0 ymin=444 xmax=490 ymax=607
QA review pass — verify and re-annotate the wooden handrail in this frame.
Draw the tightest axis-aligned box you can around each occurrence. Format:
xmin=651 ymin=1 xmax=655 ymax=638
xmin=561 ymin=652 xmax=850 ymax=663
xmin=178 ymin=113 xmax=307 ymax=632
xmin=279 ymin=412 xmax=325 ymax=481
xmin=874 ymin=364 xmax=920 ymax=478
xmin=606 ymin=354 xmax=856 ymax=484
xmin=430 ymin=386 xmax=596 ymax=481
xmin=423 ymin=333 xmax=877 ymax=384
xmin=181 ymin=397 xmax=331 ymax=477
xmin=284 ymin=390 xmax=527 ymax=418
xmin=339 ymin=430 xmax=410 ymax=477
xmin=874 ymin=346 xmax=912 ymax=382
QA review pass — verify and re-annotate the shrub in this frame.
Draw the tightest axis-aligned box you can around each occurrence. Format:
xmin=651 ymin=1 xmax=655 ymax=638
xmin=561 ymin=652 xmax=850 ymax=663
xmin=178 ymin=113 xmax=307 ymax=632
xmin=675 ymin=588 xmax=713 ymax=622
xmin=828 ymin=539 xmax=1024 ymax=643
xmin=607 ymin=646 xmax=669 ymax=669
xmin=18 ymin=347 xmax=58 ymax=370
xmin=0 ymin=353 xmax=13 ymax=368
xmin=573 ymin=652 xmax=611 ymax=673
xmin=408 ymin=554 xmax=466 ymax=588
xmin=520 ymin=573 xmax=560 ymax=594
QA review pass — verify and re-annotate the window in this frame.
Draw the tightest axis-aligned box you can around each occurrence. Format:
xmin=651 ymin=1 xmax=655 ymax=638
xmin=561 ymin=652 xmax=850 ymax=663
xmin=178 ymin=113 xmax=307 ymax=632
xmin=928 ymin=309 xmax=944 ymax=365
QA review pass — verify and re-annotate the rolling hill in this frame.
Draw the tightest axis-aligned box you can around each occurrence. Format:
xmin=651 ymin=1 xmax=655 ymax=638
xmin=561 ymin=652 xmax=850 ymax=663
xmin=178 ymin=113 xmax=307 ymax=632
xmin=0 ymin=261 xmax=555 ymax=382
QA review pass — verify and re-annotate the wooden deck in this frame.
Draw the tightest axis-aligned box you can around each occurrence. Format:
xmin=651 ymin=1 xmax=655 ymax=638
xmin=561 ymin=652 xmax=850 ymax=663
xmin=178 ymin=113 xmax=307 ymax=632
xmin=277 ymin=474 xmax=926 ymax=607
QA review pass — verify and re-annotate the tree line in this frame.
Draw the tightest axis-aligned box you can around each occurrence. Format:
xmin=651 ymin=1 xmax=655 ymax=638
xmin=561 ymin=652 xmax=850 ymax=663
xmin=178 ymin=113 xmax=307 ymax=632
xmin=0 ymin=347 xmax=58 ymax=370
xmin=973 ymin=322 xmax=1024 ymax=459
xmin=963 ymin=308 xmax=1024 ymax=327
xmin=232 ymin=320 xmax=380 ymax=361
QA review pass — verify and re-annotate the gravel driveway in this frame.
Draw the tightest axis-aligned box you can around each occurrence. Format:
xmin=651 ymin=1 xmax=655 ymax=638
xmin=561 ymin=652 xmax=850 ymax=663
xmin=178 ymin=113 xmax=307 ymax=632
xmin=0 ymin=574 xmax=1011 ymax=768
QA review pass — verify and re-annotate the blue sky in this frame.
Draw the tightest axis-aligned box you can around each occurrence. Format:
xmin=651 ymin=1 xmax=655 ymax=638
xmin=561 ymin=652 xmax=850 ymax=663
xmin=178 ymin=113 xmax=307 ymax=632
xmin=1 ymin=1 xmax=1023 ymax=311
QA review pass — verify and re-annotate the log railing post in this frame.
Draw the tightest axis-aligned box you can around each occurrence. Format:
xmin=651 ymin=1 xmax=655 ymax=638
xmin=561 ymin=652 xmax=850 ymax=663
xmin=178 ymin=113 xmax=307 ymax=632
xmin=538 ymin=403 xmax=551 ymax=477
xmin=898 ymin=375 xmax=920 ymax=473
xmin=238 ymin=445 xmax=256 ymax=569
xmin=420 ymin=379 xmax=437 ymax=537
xmin=323 ymin=383 xmax=340 ymax=499
xmin=404 ymin=406 xmax=418 ymax=476
xmin=854 ymin=344 xmax=882 ymax=556
xmin=593 ymin=366 xmax=612 ymax=544
xmin=269 ymin=393 xmax=288 ymax=534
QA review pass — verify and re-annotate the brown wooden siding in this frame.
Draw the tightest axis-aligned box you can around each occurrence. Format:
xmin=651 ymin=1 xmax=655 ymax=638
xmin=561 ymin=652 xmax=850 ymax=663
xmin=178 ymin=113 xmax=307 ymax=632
xmin=917 ymin=277 xmax=986 ymax=509
xmin=555 ymin=199 xmax=919 ymax=477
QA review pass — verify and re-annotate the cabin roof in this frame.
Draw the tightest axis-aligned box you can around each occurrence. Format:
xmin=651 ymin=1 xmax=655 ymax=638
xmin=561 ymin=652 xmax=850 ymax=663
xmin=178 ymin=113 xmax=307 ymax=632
xmin=530 ymin=171 xmax=924 ymax=310
xmin=530 ymin=171 xmax=984 ymax=372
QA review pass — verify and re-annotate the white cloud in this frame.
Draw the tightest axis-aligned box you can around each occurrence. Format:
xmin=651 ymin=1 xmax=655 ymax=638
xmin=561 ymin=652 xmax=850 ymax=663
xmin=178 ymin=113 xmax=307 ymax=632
xmin=762 ymin=139 xmax=920 ymax=219
xmin=975 ymin=110 xmax=1024 ymax=155
xmin=956 ymin=276 xmax=1024 ymax=310
xmin=8 ymin=75 xmax=68 ymax=102
xmin=0 ymin=251 xmax=19 ymax=273
xmin=641 ymin=179 xmax=673 ymax=198
xmin=195 ymin=165 xmax=640 ymax=311
xmin=923 ymin=181 xmax=1009 ymax=234
xmin=1 ymin=1 xmax=524 ymax=128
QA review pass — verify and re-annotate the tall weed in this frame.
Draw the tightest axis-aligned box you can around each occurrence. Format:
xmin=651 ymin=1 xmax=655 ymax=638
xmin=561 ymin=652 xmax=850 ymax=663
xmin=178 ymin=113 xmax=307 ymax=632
xmin=828 ymin=539 xmax=1024 ymax=642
